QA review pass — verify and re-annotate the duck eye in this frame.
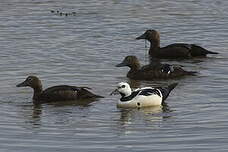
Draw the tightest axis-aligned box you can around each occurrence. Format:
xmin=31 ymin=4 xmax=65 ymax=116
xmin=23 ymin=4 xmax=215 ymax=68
xmin=121 ymin=85 xmax=125 ymax=88
xmin=27 ymin=78 xmax=32 ymax=81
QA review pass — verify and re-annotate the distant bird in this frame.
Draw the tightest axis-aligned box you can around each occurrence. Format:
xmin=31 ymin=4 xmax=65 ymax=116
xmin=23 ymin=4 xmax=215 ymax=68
xmin=72 ymin=12 xmax=76 ymax=16
xmin=50 ymin=10 xmax=76 ymax=17
xmin=16 ymin=76 xmax=103 ymax=104
xmin=116 ymin=56 xmax=196 ymax=80
xmin=110 ymin=82 xmax=178 ymax=108
xmin=136 ymin=29 xmax=218 ymax=59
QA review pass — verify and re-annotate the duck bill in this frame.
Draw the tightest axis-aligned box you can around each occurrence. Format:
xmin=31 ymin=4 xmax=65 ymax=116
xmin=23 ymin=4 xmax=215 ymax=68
xmin=16 ymin=80 xmax=28 ymax=87
xmin=136 ymin=33 xmax=146 ymax=40
xmin=116 ymin=60 xmax=128 ymax=67
xmin=110 ymin=89 xmax=119 ymax=95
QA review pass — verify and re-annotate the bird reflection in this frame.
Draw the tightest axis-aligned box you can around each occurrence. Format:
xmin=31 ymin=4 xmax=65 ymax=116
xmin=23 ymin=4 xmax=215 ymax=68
xmin=117 ymin=103 xmax=172 ymax=127
xmin=45 ymin=98 xmax=99 ymax=107
xmin=18 ymin=103 xmax=43 ymax=129
xmin=20 ymin=98 xmax=98 ymax=129
xmin=32 ymin=104 xmax=42 ymax=119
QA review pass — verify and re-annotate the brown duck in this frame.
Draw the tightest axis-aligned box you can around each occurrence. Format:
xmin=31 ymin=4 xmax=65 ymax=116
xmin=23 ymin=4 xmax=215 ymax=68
xmin=116 ymin=56 xmax=196 ymax=80
xmin=136 ymin=29 xmax=218 ymax=59
xmin=16 ymin=76 xmax=103 ymax=104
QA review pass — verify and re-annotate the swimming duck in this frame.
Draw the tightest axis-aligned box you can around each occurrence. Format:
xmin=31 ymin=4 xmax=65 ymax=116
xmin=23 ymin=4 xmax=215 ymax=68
xmin=110 ymin=82 xmax=178 ymax=108
xmin=16 ymin=76 xmax=103 ymax=104
xmin=116 ymin=56 xmax=196 ymax=80
xmin=136 ymin=29 xmax=218 ymax=59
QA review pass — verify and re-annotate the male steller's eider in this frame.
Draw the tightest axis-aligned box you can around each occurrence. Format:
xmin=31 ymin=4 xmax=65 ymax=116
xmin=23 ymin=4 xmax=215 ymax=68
xmin=111 ymin=82 xmax=178 ymax=108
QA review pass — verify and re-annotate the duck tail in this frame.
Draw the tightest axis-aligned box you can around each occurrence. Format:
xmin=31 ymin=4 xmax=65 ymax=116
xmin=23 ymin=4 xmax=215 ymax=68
xmin=168 ymin=83 xmax=178 ymax=92
xmin=186 ymin=71 xmax=198 ymax=76
xmin=207 ymin=50 xmax=219 ymax=54
xmin=159 ymin=83 xmax=178 ymax=102
xmin=79 ymin=88 xmax=104 ymax=99
xmin=192 ymin=44 xmax=219 ymax=55
xmin=93 ymin=94 xmax=104 ymax=98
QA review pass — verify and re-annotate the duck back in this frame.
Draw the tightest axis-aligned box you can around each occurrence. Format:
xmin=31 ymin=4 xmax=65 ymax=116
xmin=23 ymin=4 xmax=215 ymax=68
xmin=35 ymin=85 xmax=102 ymax=103
xmin=157 ymin=45 xmax=191 ymax=59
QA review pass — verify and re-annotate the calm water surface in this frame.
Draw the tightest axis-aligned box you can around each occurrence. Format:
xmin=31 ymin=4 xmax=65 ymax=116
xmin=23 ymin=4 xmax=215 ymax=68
xmin=0 ymin=0 xmax=228 ymax=151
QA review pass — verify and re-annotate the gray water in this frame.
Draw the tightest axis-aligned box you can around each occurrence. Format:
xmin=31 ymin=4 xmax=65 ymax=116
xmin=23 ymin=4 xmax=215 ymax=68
xmin=0 ymin=0 xmax=228 ymax=151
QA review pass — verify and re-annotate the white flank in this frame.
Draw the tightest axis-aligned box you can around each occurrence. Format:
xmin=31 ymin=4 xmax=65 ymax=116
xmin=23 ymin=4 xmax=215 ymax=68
xmin=115 ymin=82 xmax=163 ymax=108
xmin=117 ymin=92 xmax=162 ymax=108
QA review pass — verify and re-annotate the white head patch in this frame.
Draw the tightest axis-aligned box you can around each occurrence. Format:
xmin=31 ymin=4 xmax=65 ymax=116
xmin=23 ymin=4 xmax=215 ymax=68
xmin=117 ymin=82 xmax=132 ymax=97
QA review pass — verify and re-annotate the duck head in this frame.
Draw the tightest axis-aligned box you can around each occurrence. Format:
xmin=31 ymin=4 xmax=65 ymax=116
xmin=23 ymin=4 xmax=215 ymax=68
xmin=136 ymin=29 xmax=160 ymax=42
xmin=110 ymin=82 xmax=132 ymax=97
xmin=17 ymin=76 xmax=43 ymax=91
xmin=116 ymin=56 xmax=140 ymax=70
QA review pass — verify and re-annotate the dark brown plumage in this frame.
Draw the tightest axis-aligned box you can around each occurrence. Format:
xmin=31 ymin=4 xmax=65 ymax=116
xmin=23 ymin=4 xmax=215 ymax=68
xmin=136 ymin=29 xmax=218 ymax=59
xmin=16 ymin=76 xmax=103 ymax=104
xmin=116 ymin=56 xmax=197 ymax=80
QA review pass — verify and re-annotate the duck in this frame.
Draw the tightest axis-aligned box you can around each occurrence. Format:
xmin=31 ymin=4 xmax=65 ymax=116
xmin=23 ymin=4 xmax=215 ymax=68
xmin=16 ymin=76 xmax=103 ymax=104
xmin=136 ymin=29 xmax=218 ymax=59
xmin=110 ymin=82 xmax=178 ymax=108
xmin=116 ymin=56 xmax=197 ymax=80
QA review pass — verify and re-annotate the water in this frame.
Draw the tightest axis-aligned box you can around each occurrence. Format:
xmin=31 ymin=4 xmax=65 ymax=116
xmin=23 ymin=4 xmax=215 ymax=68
xmin=0 ymin=0 xmax=228 ymax=151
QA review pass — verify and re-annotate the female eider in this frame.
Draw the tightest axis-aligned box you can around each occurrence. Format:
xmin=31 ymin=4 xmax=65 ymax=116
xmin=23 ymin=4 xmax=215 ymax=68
xmin=16 ymin=76 xmax=103 ymax=104
xmin=111 ymin=82 xmax=178 ymax=108
xmin=136 ymin=29 xmax=218 ymax=59
xmin=116 ymin=56 xmax=196 ymax=80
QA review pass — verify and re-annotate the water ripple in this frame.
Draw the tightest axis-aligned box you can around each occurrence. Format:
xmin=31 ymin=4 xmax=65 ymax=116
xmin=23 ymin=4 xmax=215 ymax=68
xmin=0 ymin=0 xmax=228 ymax=151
